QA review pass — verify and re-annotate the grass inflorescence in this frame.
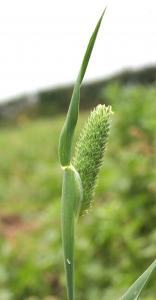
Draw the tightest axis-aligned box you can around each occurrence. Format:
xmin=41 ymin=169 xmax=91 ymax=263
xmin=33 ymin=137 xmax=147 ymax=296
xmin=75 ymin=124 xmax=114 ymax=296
xmin=73 ymin=104 xmax=113 ymax=215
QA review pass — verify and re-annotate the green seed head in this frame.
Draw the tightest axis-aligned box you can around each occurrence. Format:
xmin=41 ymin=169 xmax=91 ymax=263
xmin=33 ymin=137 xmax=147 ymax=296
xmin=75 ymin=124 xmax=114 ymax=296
xmin=73 ymin=104 xmax=113 ymax=216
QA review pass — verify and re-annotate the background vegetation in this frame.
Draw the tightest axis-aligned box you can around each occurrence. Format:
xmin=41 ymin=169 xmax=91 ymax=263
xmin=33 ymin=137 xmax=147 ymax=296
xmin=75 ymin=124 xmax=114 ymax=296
xmin=0 ymin=75 xmax=156 ymax=299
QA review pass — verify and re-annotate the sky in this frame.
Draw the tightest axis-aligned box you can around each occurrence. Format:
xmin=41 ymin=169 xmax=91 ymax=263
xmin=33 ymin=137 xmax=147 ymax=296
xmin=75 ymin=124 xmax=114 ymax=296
xmin=0 ymin=0 xmax=156 ymax=103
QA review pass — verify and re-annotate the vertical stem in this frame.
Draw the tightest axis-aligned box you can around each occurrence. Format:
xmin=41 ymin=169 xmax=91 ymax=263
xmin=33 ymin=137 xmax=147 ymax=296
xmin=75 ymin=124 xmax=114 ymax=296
xmin=61 ymin=169 xmax=76 ymax=300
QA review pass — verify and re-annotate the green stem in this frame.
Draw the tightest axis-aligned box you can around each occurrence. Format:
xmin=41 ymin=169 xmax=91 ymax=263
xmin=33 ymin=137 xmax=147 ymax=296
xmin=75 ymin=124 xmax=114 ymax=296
xmin=61 ymin=167 xmax=82 ymax=300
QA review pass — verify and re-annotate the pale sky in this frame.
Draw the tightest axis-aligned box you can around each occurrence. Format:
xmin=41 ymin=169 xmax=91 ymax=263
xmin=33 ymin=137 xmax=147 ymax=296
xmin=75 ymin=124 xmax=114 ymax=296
xmin=0 ymin=0 xmax=156 ymax=103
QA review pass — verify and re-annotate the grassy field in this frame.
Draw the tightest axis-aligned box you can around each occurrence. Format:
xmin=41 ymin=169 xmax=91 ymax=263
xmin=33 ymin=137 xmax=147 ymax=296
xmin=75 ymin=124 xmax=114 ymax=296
xmin=0 ymin=83 xmax=156 ymax=299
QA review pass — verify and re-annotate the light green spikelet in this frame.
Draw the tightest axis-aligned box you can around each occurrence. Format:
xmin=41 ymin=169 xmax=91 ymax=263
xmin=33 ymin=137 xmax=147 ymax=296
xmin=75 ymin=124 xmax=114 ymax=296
xmin=73 ymin=104 xmax=113 ymax=215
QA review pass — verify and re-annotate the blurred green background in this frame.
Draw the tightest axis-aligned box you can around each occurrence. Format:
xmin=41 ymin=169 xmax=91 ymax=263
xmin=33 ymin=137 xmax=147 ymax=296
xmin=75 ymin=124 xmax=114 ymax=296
xmin=0 ymin=68 xmax=156 ymax=300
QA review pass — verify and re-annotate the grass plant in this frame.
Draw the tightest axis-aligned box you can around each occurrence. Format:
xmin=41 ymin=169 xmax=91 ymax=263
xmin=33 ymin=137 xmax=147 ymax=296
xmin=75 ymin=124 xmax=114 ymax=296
xmin=58 ymin=11 xmax=156 ymax=300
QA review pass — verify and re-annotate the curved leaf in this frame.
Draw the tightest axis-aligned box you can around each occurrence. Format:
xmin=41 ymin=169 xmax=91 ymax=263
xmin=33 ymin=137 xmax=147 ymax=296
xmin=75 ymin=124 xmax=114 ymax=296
xmin=120 ymin=260 xmax=156 ymax=300
xmin=58 ymin=10 xmax=106 ymax=166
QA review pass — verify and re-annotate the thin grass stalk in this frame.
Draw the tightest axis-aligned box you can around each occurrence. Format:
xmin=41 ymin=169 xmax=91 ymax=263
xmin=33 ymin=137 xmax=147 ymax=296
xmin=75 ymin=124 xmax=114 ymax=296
xmin=59 ymin=11 xmax=106 ymax=300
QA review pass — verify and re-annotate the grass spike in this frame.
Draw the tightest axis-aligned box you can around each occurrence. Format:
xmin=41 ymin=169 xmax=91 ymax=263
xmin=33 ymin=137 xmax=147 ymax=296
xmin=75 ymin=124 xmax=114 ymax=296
xmin=73 ymin=104 xmax=113 ymax=215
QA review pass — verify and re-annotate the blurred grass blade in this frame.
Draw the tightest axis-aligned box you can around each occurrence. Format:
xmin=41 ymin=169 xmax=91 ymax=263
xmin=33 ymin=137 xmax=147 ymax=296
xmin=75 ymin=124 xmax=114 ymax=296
xmin=120 ymin=260 xmax=156 ymax=300
xmin=59 ymin=9 xmax=106 ymax=166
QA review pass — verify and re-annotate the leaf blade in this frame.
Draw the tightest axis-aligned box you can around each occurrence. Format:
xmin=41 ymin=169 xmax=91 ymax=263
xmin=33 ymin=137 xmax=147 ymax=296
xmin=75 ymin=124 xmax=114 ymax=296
xmin=58 ymin=10 xmax=106 ymax=166
xmin=120 ymin=260 xmax=156 ymax=300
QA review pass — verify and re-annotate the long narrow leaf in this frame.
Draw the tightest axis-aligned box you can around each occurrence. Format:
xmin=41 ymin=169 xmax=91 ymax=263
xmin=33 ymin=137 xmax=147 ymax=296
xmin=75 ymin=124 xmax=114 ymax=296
xmin=59 ymin=9 xmax=106 ymax=166
xmin=120 ymin=260 xmax=156 ymax=300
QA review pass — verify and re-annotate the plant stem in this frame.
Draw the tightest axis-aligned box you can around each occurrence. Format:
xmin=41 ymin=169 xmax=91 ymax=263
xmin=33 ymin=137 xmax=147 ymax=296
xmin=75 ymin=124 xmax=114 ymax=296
xmin=61 ymin=168 xmax=78 ymax=300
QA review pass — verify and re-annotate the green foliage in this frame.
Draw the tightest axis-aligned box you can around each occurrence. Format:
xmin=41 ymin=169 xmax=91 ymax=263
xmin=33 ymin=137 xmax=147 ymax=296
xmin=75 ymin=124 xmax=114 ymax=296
xmin=0 ymin=83 xmax=156 ymax=299
xmin=59 ymin=11 xmax=105 ymax=167
xmin=121 ymin=260 xmax=156 ymax=300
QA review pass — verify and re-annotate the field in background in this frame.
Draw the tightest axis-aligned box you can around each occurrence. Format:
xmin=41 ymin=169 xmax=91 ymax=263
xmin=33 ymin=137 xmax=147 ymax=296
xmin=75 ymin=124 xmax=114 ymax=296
xmin=0 ymin=83 xmax=156 ymax=299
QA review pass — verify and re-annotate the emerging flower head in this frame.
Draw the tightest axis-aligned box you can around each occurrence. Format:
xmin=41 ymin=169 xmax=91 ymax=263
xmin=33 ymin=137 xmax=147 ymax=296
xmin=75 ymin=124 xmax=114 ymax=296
xmin=73 ymin=104 xmax=113 ymax=215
